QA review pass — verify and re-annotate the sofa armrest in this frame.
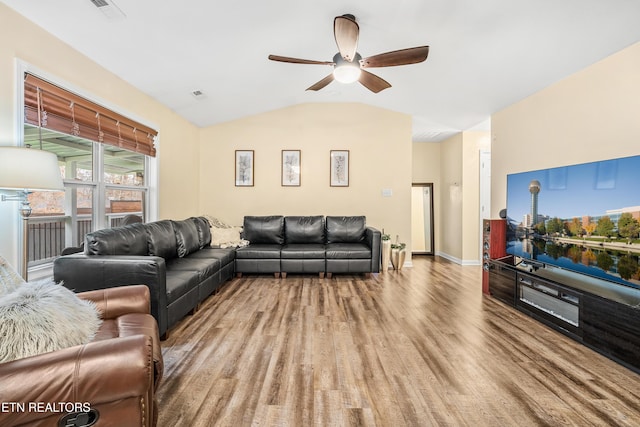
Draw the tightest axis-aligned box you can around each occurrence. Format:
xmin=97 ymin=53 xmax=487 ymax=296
xmin=0 ymin=335 xmax=154 ymax=427
xmin=79 ymin=285 xmax=151 ymax=319
xmin=365 ymin=226 xmax=382 ymax=273
xmin=54 ymin=254 xmax=169 ymax=338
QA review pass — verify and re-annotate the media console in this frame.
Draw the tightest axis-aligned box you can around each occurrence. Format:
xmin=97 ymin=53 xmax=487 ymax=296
xmin=488 ymin=255 xmax=640 ymax=374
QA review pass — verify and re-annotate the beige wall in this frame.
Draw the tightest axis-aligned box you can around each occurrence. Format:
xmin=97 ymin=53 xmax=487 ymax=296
xmin=492 ymin=41 xmax=640 ymax=218
xmin=199 ymin=103 xmax=413 ymax=258
xmin=462 ymin=131 xmax=491 ymax=262
xmin=412 ymin=142 xmax=442 ymax=253
xmin=418 ymin=131 xmax=489 ymax=264
xmin=0 ymin=4 xmax=200 ymax=267
xmin=6 ymin=2 xmax=634 ymax=272
xmin=439 ymin=134 xmax=464 ymax=259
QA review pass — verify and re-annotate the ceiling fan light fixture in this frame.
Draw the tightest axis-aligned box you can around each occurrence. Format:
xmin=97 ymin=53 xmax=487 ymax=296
xmin=333 ymin=64 xmax=361 ymax=84
xmin=332 ymin=52 xmax=362 ymax=84
xmin=268 ymin=14 xmax=428 ymax=93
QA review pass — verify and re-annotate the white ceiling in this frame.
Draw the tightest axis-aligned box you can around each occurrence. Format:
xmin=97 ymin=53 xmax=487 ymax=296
xmin=3 ymin=0 xmax=640 ymax=142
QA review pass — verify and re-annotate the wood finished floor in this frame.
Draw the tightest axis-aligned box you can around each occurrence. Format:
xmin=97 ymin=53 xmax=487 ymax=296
xmin=157 ymin=257 xmax=640 ymax=426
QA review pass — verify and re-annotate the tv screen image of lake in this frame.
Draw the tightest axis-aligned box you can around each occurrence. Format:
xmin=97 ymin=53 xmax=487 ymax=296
xmin=506 ymin=155 xmax=640 ymax=290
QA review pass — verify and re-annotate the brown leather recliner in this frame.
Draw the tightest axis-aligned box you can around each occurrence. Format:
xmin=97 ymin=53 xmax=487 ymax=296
xmin=0 ymin=285 xmax=163 ymax=427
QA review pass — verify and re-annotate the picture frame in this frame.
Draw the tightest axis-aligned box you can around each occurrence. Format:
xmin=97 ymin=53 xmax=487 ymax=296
xmin=281 ymin=150 xmax=301 ymax=186
xmin=235 ymin=150 xmax=254 ymax=186
xmin=330 ymin=150 xmax=349 ymax=187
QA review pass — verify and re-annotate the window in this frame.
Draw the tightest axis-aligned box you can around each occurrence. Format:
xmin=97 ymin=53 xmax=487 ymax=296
xmin=22 ymin=73 xmax=157 ymax=271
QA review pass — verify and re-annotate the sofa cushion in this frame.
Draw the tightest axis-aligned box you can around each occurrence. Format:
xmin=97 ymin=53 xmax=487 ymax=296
xmin=85 ymin=223 xmax=148 ymax=256
xmin=243 ymin=216 xmax=285 ymax=244
xmin=173 ymin=219 xmax=201 ymax=257
xmin=326 ymin=216 xmax=366 ymax=244
xmin=94 ymin=312 xmax=158 ymax=341
xmin=285 ymin=216 xmax=325 ymax=244
xmin=325 ymin=243 xmax=372 ymax=259
xmin=281 ymin=244 xmax=326 ymax=259
xmin=166 ymin=257 xmax=221 ymax=282
xmin=235 ymin=244 xmax=282 ymax=259
xmin=191 ymin=216 xmax=212 ymax=248
xmin=145 ymin=220 xmax=178 ymax=259
xmin=189 ymin=247 xmax=236 ymax=265
xmin=165 ymin=270 xmax=200 ymax=305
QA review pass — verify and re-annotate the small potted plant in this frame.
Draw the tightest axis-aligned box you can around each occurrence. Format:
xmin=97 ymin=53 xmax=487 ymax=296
xmin=391 ymin=235 xmax=406 ymax=270
xmin=381 ymin=230 xmax=391 ymax=272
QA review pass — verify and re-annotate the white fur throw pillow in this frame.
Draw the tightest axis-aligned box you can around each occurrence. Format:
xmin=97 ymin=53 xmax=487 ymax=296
xmin=211 ymin=226 xmax=249 ymax=248
xmin=0 ymin=279 xmax=102 ymax=363
xmin=0 ymin=255 xmax=25 ymax=297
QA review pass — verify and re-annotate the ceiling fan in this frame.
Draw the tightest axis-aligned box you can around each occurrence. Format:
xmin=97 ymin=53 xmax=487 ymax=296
xmin=268 ymin=14 xmax=429 ymax=93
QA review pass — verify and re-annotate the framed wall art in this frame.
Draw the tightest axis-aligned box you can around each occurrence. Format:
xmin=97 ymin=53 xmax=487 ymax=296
xmin=235 ymin=150 xmax=254 ymax=186
xmin=282 ymin=150 xmax=301 ymax=186
xmin=330 ymin=150 xmax=349 ymax=187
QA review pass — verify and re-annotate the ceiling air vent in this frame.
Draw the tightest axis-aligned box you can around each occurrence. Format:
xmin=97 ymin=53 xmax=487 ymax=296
xmin=191 ymin=90 xmax=206 ymax=100
xmin=90 ymin=0 xmax=126 ymax=21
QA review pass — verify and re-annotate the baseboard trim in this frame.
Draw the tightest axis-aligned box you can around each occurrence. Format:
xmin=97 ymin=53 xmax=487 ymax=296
xmin=435 ymin=252 xmax=480 ymax=266
xmin=382 ymin=261 xmax=414 ymax=270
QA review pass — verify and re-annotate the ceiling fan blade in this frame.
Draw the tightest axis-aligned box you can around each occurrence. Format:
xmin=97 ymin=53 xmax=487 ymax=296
xmin=358 ymin=70 xmax=391 ymax=93
xmin=306 ymin=74 xmax=335 ymax=91
xmin=268 ymin=55 xmax=334 ymax=66
xmin=334 ymin=15 xmax=359 ymax=62
xmin=360 ymin=46 xmax=430 ymax=68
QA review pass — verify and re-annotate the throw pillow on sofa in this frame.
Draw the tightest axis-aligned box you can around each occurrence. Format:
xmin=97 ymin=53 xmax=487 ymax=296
xmin=0 ymin=278 xmax=102 ymax=363
xmin=201 ymin=215 xmax=249 ymax=248
xmin=0 ymin=255 xmax=25 ymax=297
xmin=211 ymin=226 xmax=249 ymax=248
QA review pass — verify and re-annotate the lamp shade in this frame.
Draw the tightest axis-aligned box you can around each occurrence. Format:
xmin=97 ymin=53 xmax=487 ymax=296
xmin=332 ymin=52 xmax=363 ymax=84
xmin=333 ymin=65 xmax=361 ymax=84
xmin=0 ymin=146 xmax=64 ymax=191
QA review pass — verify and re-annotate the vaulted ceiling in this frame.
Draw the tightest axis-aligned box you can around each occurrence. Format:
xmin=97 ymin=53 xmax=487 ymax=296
xmin=3 ymin=0 xmax=640 ymax=142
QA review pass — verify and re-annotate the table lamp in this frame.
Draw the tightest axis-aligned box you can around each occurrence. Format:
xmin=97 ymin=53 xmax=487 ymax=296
xmin=0 ymin=146 xmax=64 ymax=279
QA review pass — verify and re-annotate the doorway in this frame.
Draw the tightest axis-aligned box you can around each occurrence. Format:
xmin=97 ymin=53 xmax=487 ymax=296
xmin=411 ymin=183 xmax=434 ymax=255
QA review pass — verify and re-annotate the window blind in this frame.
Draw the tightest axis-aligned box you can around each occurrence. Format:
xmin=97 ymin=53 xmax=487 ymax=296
xmin=24 ymin=73 xmax=157 ymax=157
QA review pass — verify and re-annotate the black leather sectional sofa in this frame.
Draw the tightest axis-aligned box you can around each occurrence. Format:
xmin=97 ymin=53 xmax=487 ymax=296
xmin=235 ymin=215 xmax=381 ymax=278
xmin=53 ymin=217 xmax=235 ymax=338
xmin=53 ymin=215 xmax=380 ymax=338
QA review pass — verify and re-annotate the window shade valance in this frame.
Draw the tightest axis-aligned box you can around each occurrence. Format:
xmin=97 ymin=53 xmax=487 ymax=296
xmin=24 ymin=73 xmax=157 ymax=157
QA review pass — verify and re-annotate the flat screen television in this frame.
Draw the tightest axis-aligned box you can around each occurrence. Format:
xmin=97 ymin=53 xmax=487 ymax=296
xmin=506 ymin=155 xmax=640 ymax=290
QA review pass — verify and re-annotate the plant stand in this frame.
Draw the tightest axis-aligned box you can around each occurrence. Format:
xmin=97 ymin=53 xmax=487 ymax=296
xmin=381 ymin=240 xmax=391 ymax=272
xmin=391 ymin=248 xmax=406 ymax=270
